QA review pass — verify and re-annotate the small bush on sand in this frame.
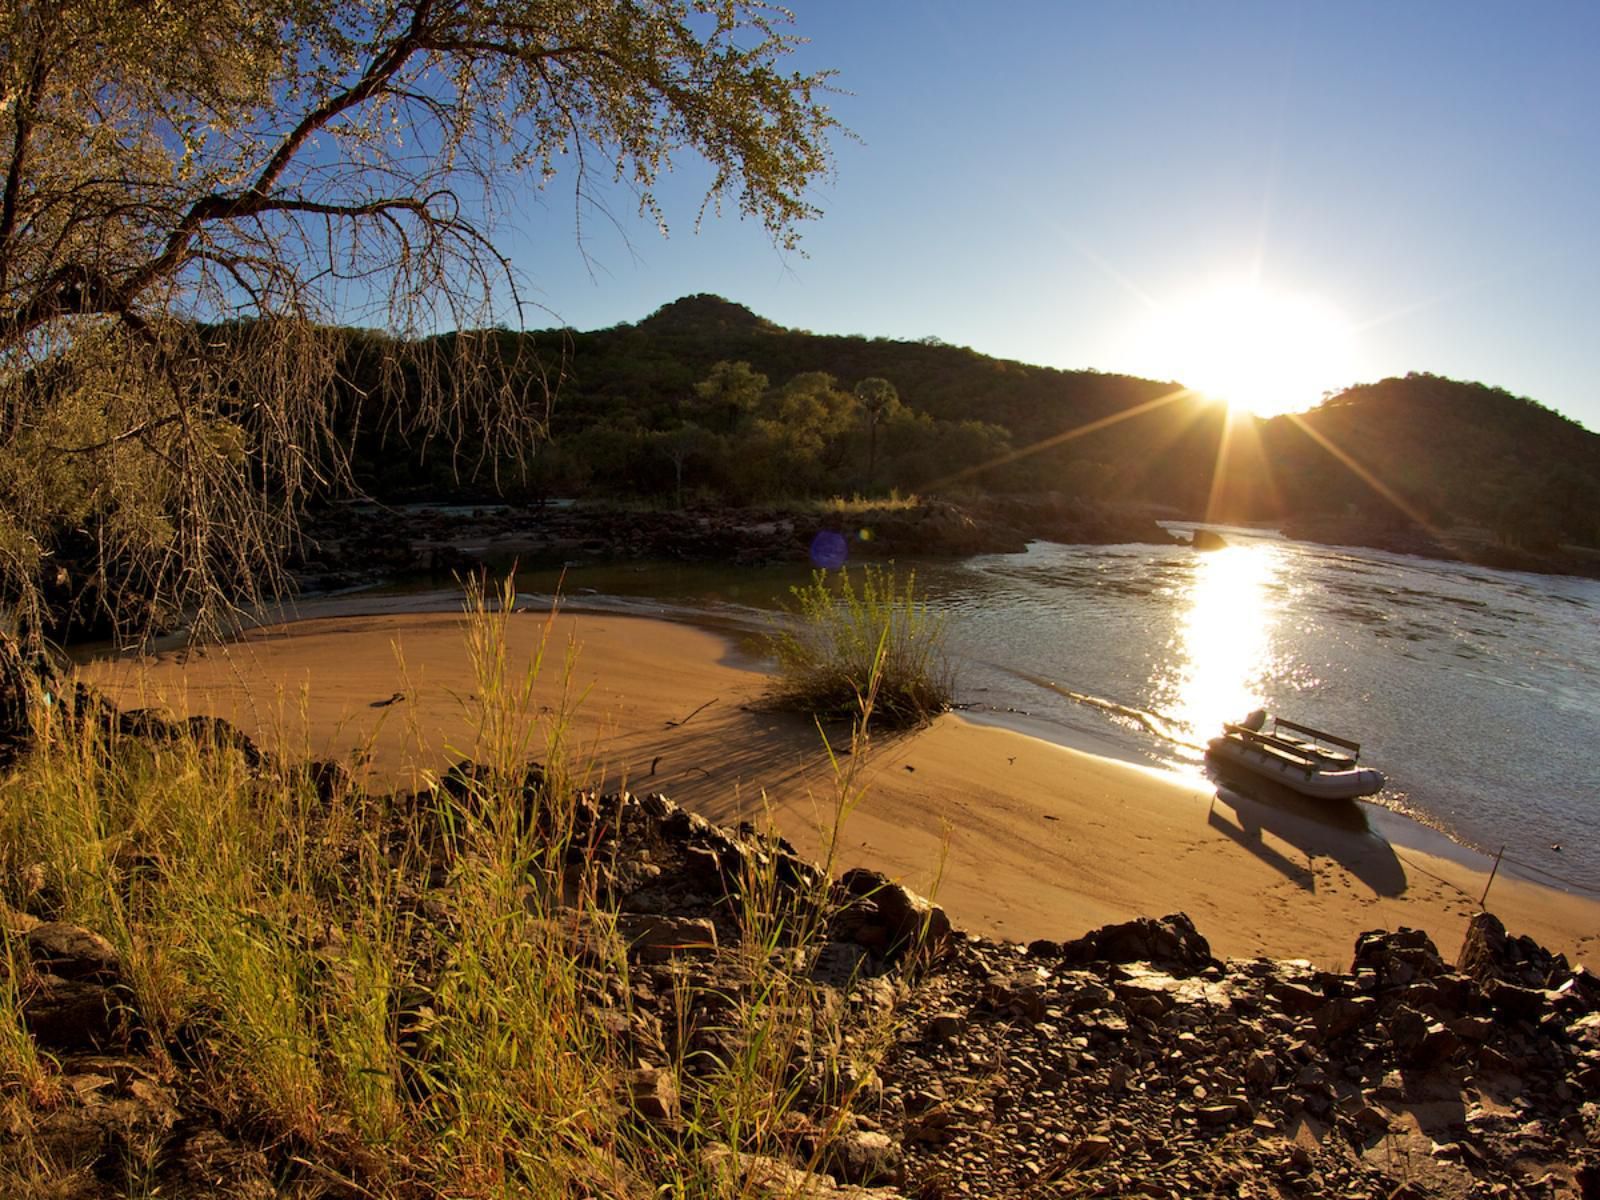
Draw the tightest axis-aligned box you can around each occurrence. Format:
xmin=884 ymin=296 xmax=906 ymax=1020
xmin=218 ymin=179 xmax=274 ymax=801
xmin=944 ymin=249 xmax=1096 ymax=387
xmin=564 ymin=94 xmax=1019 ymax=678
xmin=768 ymin=564 xmax=952 ymax=729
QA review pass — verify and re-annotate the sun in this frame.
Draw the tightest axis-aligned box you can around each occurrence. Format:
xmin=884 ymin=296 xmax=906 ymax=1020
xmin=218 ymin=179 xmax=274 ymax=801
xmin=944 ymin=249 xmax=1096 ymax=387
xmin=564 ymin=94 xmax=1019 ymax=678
xmin=1129 ymin=282 xmax=1359 ymax=418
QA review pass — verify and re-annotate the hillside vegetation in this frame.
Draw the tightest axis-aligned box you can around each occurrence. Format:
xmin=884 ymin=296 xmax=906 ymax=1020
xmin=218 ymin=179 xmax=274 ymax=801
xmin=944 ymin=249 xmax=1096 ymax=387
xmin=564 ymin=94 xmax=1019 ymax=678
xmin=335 ymin=295 xmax=1599 ymax=556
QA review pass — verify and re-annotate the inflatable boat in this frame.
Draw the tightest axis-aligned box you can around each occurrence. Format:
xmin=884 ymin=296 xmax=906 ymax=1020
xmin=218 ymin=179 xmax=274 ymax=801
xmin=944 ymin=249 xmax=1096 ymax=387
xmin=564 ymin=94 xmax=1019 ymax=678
xmin=1205 ymin=711 xmax=1385 ymax=801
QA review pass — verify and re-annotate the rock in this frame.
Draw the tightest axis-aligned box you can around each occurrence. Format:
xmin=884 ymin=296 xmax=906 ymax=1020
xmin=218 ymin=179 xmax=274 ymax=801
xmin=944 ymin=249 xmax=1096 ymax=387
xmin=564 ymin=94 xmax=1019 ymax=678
xmin=700 ymin=1142 xmax=903 ymax=1198
xmin=623 ymin=1065 xmax=680 ymax=1125
xmin=1244 ymin=1051 xmax=1279 ymax=1086
xmin=1072 ymin=1134 xmax=1115 ymax=1164
xmin=1352 ymin=927 xmax=1445 ymax=988
xmin=1312 ymin=995 xmax=1377 ymax=1041
xmin=614 ymin=914 xmax=717 ymax=962
xmin=837 ymin=869 xmax=951 ymax=962
xmin=20 ymin=975 xmax=124 ymax=1049
xmin=926 ymin=1011 xmax=965 ymax=1043
xmin=1457 ymin=910 xmax=1571 ymax=989
xmin=26 ymin=922 xmax=121 ymax=982
xmin=1190 ymin=529 xmax=1228 ymax=550
xmin=177 ymin=1127 xmax=276 ymax=1200
xmin=1485 ymin=978 xmax=1550 ymax=1022
xmin=822 ymin=1129 xmax=902 ymax=1186
xmin=983 ymin=971 xmax=1049 ymax=1021
xmin=1056 ymin=913 xmax=1214 ymax=972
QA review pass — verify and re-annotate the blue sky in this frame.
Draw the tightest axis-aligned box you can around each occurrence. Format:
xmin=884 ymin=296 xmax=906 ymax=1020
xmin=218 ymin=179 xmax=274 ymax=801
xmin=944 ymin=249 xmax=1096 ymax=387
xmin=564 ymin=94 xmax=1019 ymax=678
xmin=494 ymin=2 xmax=1600 ymax=430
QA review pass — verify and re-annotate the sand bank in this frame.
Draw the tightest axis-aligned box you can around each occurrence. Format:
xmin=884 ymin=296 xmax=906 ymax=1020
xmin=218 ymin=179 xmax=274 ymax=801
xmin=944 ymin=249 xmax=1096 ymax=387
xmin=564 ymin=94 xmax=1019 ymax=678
xmin=81 ymin=608 xmax=1600 ymax=971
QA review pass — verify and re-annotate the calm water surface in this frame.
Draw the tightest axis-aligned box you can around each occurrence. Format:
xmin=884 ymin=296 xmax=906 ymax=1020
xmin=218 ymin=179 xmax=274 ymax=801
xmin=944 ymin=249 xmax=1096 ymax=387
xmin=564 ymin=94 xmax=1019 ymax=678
xmin=502 ymin=528 xmax=1600 ymax=892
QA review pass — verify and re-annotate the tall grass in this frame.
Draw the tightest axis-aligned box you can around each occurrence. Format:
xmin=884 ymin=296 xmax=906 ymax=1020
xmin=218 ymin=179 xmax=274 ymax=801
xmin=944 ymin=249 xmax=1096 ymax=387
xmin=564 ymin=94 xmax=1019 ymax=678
xmin=0 ymin=576 xmax=939 ymax=1197
xmin=811 ymin=490 xmax=921 ymax=514
xmin=768 ymin=564 xmax=952 ymax=729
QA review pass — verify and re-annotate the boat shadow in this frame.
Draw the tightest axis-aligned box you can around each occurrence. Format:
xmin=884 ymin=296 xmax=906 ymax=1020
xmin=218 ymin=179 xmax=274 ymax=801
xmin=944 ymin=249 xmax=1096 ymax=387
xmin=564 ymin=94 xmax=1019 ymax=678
xmin=1204 ymin=762 xmax=1408 ymax=898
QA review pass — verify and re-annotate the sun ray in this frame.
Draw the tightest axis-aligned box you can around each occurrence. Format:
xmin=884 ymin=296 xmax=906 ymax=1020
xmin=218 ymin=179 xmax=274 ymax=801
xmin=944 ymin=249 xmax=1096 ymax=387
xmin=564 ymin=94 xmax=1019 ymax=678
xmin=922 ymin=385 xmax=1202 ymax=493
xmin=1203 ymin=405 xmax=1281 ymax=525
xmin=1283 ymin=412 xmax=1442 ymax=539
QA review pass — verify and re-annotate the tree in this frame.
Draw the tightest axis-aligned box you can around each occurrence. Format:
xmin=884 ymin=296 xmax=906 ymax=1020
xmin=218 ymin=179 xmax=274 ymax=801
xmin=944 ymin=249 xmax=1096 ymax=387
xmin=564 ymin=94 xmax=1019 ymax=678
xmin=0 ymin=0 xmax=838 ymax=650
xmin=687 ymin=360 xmax=769 ymax=433
xmin=852 ymin=377 xmax=899 ymax=488
xmin=647 ymin=421 xmax=719 ymax=508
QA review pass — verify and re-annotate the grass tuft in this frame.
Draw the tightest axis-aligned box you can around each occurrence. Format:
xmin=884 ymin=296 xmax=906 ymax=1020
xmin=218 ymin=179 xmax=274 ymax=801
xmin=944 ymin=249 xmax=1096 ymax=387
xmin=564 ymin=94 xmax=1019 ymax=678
xmin=767 ymin=563 xmax=952 ymax=729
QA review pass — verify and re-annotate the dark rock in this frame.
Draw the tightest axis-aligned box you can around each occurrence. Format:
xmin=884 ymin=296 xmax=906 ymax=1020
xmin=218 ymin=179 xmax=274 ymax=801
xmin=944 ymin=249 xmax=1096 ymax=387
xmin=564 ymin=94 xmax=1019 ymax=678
xmin=20 ymin=975 xmax=125 ymax=1049
xmin=1352 ymin=927 xmax=1445 ymax=988
xmin=822 ymin=1129 xmax=901 ymax=1187
xmin=1457 ymin=910 xmax=1571 ymax=988
xmin=26 ymin=922 xmax=121 ymax=982
xmin=1485 ymin=978 xmax=1551 ymax=1021
xmin=837 ymin=869 xmax=951 ymax=962
xmin=1312 ymin=995 xmax=1377 ymax=1041
xmin=1057 ymin=913 xmax=1214 ymax=972
xmin=614 ymin=914 xmax=718 ymax=962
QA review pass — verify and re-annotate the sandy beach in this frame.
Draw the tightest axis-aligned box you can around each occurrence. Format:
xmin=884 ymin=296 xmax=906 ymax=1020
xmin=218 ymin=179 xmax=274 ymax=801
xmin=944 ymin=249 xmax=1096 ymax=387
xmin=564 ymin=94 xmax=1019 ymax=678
xmin=82 ymin=606 xmax=1600 ymax=972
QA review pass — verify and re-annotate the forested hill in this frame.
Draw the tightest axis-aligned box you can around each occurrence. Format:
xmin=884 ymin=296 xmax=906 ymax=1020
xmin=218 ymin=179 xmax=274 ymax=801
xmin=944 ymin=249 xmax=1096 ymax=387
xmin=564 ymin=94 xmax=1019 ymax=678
xmin=1257 ymin=375 xmax=1600 ymax=551
xmin=366 ymin=295 xmax=1600 ymax=554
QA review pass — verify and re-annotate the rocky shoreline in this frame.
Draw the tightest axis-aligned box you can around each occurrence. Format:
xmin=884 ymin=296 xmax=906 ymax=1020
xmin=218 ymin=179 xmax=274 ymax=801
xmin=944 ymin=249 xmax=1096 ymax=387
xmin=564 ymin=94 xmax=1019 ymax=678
xmin=289 ymin=495 xmax=1180 ymax=592
xmin=4 ymin=709 xmax=1596 ymax=1198
xmin=1280 ymin=516 xmax=1600 ymax=581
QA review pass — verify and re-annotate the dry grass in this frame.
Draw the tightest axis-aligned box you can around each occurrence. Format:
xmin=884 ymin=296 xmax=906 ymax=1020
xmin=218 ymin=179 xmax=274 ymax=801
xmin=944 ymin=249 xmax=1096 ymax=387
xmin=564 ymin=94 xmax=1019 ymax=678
xmin=0 ymin=576 xmax=934 ymax=1198
xmin=767 ymin=563 xmax=953 ymax=729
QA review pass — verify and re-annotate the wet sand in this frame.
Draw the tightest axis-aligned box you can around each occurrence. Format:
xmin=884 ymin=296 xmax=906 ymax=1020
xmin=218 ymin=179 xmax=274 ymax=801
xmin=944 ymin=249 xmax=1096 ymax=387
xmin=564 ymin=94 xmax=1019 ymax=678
xmin=82 ymin=608 xmax=1600 ymax=971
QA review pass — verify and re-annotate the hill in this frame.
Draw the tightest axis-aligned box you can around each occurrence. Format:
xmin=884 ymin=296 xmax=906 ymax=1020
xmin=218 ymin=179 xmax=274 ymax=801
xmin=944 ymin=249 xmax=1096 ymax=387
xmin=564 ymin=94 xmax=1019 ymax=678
xmin=336 ymin=296 xmax=1600 ymax=564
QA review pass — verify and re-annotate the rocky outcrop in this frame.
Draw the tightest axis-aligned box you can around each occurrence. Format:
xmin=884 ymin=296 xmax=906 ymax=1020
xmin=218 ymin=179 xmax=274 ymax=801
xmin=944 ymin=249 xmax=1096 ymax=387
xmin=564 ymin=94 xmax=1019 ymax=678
xmin=4 ymin=739 xmax=1595 ymax=1197
xmin=290 ymin=495 xmax=1180 ymax=591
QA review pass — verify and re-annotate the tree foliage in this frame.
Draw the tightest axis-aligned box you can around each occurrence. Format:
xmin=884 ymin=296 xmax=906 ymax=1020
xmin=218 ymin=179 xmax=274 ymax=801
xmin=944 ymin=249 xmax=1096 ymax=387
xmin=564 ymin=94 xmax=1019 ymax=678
xmin=0 ymin=0 xmax=838 ymax=639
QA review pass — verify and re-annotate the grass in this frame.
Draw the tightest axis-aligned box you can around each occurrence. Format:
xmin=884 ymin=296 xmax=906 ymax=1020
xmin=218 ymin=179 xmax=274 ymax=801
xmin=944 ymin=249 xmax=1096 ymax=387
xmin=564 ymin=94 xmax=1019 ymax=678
xmin=809 ymin=490 xmax=922 ymax=514
xmin=0 ymin=575 xmax=940 ymax=1198
xmin=767 ymin=563 xmax=953 ymax=730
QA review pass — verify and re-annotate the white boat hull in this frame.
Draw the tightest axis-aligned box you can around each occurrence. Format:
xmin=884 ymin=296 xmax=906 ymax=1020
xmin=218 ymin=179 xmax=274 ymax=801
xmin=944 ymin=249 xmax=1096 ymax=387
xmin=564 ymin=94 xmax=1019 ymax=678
xmin=1206 ymin=735 xmax=1385 ymax=801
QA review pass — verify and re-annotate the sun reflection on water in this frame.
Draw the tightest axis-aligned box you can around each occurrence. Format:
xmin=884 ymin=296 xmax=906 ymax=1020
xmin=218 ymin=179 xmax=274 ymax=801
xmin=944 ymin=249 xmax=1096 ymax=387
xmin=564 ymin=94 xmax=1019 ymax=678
xmin=1157 ymin=542 xmax=1284 ymax=750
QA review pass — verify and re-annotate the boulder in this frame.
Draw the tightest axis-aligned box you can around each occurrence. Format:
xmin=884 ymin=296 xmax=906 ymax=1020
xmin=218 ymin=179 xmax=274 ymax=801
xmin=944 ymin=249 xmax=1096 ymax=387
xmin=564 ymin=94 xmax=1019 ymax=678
xmin=27 ymin=922 xmax=121 ymax=983
xmin=20 ymin=975 xmax=125 ymax=1050
xmin=1056 ymin=913 xmax=1215 ymax=972
xmin=1352 ymin=927 xmax=1445 ymax=988
xmin=836 ymin=869 xmax=951 ymax=962
xmin=1457 ymin=911 xmax=1572 ymax=989
xmin=614 ymin=914 xmax=717 ymax=963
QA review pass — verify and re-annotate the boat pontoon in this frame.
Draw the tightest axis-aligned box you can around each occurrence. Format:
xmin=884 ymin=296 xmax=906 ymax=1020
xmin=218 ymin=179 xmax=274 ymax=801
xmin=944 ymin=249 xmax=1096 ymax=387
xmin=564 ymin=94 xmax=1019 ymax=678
xmin=1205 ymin=711 xmax=1385 ymax=801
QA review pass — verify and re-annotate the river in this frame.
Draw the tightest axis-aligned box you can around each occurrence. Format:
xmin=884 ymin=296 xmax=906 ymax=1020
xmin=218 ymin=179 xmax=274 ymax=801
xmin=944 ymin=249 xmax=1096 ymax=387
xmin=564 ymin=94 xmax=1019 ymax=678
xmin=484 ymin=525 xmax=1600 ymax=895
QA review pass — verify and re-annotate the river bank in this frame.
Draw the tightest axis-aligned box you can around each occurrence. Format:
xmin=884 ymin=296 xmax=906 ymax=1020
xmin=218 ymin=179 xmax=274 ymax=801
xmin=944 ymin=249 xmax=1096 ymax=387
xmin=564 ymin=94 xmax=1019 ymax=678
xmin=287 ymin=494 xmax=1178 ymax=592
xmin=81 ymin=606 xmax=1599 ymax=971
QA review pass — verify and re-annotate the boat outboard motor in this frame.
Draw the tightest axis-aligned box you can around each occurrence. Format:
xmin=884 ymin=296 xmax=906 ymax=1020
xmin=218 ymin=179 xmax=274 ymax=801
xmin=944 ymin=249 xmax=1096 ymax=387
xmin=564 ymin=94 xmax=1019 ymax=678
xmin=1240 ymin=708 xmax=1268 ymax=732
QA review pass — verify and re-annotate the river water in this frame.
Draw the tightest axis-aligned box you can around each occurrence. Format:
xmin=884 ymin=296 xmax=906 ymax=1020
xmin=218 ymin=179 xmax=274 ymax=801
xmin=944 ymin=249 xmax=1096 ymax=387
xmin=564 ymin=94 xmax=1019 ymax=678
xmin=494 ymin=526 xmax=1600 ymax=894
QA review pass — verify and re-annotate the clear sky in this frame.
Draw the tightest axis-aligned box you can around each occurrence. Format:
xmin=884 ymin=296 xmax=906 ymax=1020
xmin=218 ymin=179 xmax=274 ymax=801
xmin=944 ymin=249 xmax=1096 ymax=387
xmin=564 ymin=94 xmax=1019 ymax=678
xmin=494 ymin=2 xmax=1600 ymax=430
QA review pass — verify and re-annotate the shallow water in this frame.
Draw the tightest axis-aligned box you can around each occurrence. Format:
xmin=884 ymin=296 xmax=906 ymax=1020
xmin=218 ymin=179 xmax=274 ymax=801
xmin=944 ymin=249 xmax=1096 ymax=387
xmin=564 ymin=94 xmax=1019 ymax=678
xmin=477 ymin=528 xmax=1600 ymax=894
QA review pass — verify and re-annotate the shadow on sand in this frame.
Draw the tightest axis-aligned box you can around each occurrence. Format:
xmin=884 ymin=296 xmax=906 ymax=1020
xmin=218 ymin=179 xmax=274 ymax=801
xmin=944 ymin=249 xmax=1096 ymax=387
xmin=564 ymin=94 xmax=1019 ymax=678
xmin=1205 ymin=761 xmax=1408 ymax=898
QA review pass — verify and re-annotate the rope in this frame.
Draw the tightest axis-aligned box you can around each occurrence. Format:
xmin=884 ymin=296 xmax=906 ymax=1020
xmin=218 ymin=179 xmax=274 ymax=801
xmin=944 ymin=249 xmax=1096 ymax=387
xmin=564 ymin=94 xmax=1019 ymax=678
xmin=1492 ymin=852 xmax=1600 ymax=898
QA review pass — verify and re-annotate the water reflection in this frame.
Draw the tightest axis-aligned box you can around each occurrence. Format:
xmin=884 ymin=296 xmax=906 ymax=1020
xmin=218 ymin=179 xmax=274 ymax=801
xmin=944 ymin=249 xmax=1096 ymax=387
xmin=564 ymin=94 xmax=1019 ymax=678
xmin=1154 ymin=544 xmax=1283 ymax=749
